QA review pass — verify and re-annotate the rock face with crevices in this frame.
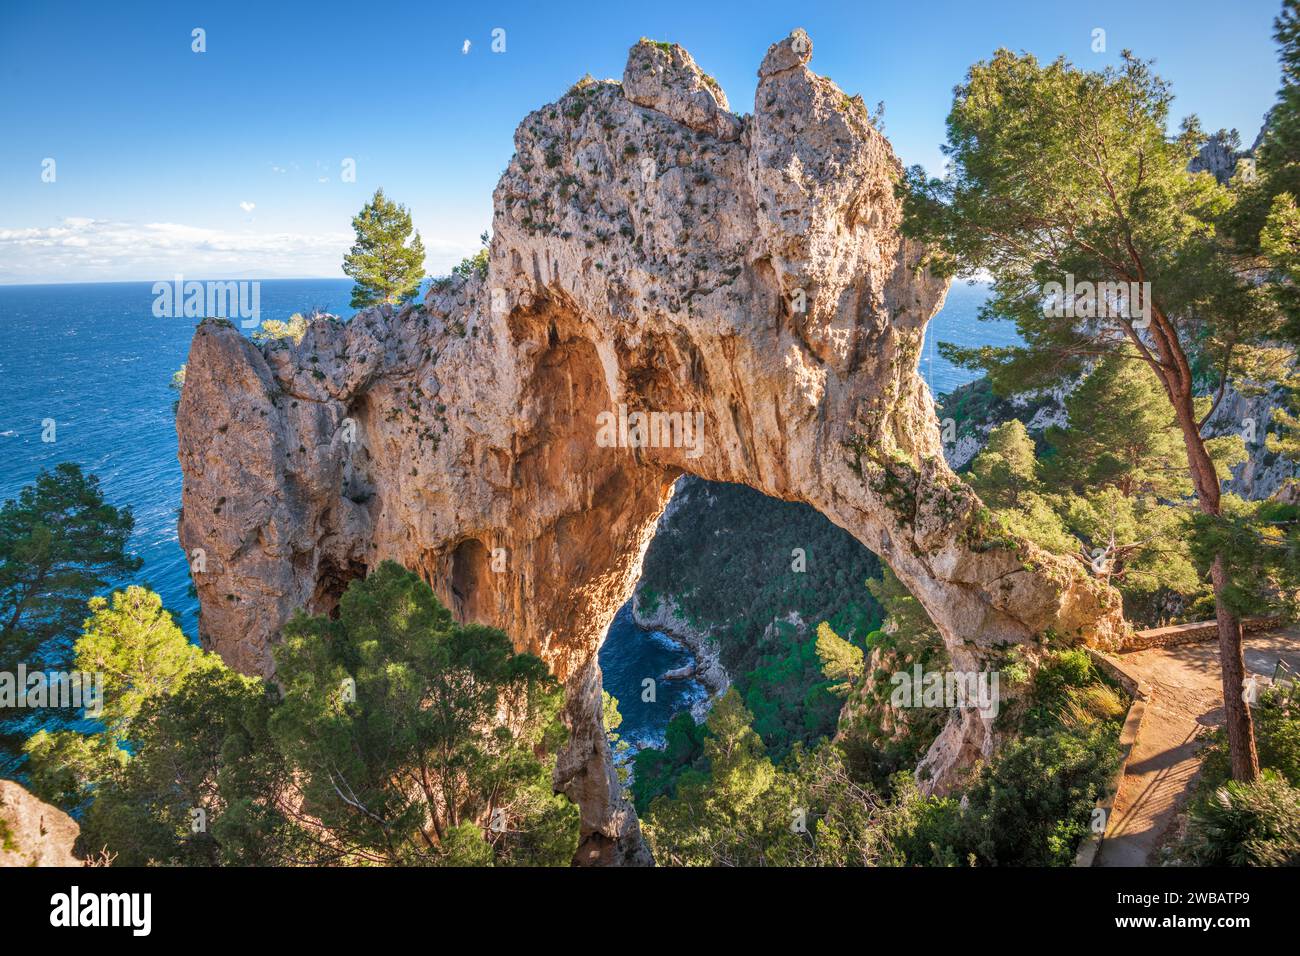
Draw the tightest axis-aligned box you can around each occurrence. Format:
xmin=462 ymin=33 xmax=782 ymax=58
xmin=177 ymin=31 xmax=1127 ymax=865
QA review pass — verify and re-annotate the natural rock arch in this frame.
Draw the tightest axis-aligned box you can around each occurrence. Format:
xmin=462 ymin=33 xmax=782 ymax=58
xmin=177 ymin=31 xmax=1125 ymax=864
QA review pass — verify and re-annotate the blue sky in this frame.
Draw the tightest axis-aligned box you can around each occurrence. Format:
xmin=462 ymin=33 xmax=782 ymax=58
xmin=0 ymin=0 xmax=1288 ymax=283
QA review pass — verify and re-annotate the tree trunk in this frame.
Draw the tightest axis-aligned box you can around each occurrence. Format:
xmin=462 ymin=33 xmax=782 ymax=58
xmin=1167 ymin=371 xmax=1261 ymax=783
xmin=1210 ymin=557 xmax=1261 ymax=781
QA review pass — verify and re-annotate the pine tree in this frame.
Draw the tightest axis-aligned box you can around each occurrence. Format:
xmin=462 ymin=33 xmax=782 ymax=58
xmin=1042 ymin=353 xmax=1238 ymax=612
xmin=967 ymin=419 xmax=1039 ymax=509
xmin=342 ymin=188 xmax=427 ymax=308
xmin=1224 ymin=3 xmax=1300 ymax=338
xmin=0 ymin=463 xmax=140 ymax=672
xmin=23 ymin=586 xmax=214 ymax=813
xmin=902 ymin=46 xmax=1286 ymax=781
xmin=1045 ymin=354 xmax=1192 ymax=499
xmin=34 ymin=568 xmax=580 ymax=866
xmin=815 ymin=621 xmax=863 ymax=695
xmin=644 ymin=688 xmax=796 ymax=866
xmin=270 ymin=561 xmax=577 ymax=865
xmin=1259 ymin=1 xmax=1300 ymax=174
xmin=965 ymin=420 xmax=1076 ymax=556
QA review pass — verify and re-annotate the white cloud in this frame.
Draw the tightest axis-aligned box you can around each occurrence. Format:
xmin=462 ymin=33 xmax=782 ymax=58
xmin=0 ymin=217 xmax=475 ymax=283
xmin=239 ymin=201 xmax=256 ymax=213
xmin=462 ymin=39 xmax=471 ymax=54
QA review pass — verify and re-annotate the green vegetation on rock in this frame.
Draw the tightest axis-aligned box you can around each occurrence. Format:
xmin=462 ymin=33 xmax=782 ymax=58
xmin=342 ymin=188 xmax=427 ymax=308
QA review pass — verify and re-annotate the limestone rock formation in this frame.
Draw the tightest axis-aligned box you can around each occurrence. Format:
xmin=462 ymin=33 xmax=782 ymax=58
xmin=0 ymin=780 xmax=82 ymax=867
xmin=177 ymin=31 xmax=1126 ymax=864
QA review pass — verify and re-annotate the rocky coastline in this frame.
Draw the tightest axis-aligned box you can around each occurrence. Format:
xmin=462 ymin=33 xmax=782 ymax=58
xmin=631 ymin=588 xmax=729 ymax=721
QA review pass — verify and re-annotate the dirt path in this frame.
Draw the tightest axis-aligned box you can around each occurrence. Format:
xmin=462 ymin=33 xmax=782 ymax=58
xmin=1096 ymin=628 xmax=1300 ymax=867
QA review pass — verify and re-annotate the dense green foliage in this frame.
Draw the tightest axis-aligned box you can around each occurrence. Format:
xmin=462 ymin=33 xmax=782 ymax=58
xmin=642 ymin=689 xmax=955 ymax=867
xmin=0 ymin=464 xmax=140 ymax=771
xmin=272 ymin=562 xmax=576 ymax=865
xmin=903 ymin=48 xmax=1274 ymax=399
xmin=342 ymin=188 xmax=427 ymax=308
xmin=0 ymin=463 xmax=140 ymax=671
xmin=950 ymin=723 xmax=1121 ymax=865
xmin=78 ymin=663 xmax=296 ymax=866
xmin=1180 ymin=775 xmax=1300 ymax=866
xmin=959 ymin=354 xmax=1251 ymax=625
xmin=899 ymin=12 xmax=1300 ymax=779
xmin=642 ymin=655 xmax=1123 ymax=866
xmin=966 ymin=420 xmax=1077 ymax=556
xmin=639 ymin=546 xmax=1124 ymax=867
xmin=1227 ymin=1 xmax=1300 ymax=340
xmin=629 ymin=710 xmax=708 ymax=813
xmin=1187 ymin=495 xmax=1300 ymax=618
xmin=25 ymin=565 xmax=578 ymax=866
xmin=23 ymin=587 xmax=207 ymax=813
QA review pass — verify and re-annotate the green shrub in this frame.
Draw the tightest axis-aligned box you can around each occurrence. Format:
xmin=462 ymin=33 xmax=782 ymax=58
xmin=1021 ymin=648 xmax=1116 ymax=734
xmin=1180 ymin=774 xmax=1300 ymax=867
xmin=251 ymin=312 xmax=308 ymax=346
xmin=954 ymin=723 xmax=1120 ymax=865
xmin=452 ymin=248 xmax=489 ymax=280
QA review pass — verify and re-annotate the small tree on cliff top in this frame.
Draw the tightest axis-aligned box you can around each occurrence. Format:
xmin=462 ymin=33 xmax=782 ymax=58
xmin=342 ymin=188 xmax=426 ymax=308
xmin=901 ymin=48 xmax=1290 ymax=782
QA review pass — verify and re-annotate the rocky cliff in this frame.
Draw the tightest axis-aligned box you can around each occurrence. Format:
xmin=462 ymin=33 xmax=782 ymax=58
xmin=177 ymin=31 xmax=1125 ymax=864
xmin=0 ymin=780 xmax=81 ymax=867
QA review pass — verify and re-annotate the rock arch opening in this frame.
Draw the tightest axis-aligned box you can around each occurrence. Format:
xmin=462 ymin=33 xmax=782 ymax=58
xmin=597 ymin=474 xmax=893 ymax=774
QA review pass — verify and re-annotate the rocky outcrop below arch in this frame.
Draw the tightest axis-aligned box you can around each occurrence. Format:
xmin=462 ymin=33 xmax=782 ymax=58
xmin=177 ymin=30 xmax=1127 ymax=865
xmin=631 ymin=583 xmax=730 ymax=715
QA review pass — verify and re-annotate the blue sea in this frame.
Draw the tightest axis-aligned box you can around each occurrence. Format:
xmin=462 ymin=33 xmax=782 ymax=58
xmin=597 ymin=604 xmax=709 ymax=759
xmin=0 ymin=277 xmax=1012 ymax=753
xmin=0 ymin=279 xmax=357 ymax=637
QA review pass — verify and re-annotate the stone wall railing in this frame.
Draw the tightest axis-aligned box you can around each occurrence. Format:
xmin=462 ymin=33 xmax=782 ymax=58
xmin=1074 ymin=648 xmax=1151 ymax=867
xmin=1120 ymin=617 xmax=1278 ymax=653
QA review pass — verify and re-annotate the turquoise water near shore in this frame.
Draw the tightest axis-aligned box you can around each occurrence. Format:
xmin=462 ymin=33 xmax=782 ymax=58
xmin=597 ymin=603 xmax=709 ymax=758
xmin=0 ymin=278 xmax=1011 ymax=752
